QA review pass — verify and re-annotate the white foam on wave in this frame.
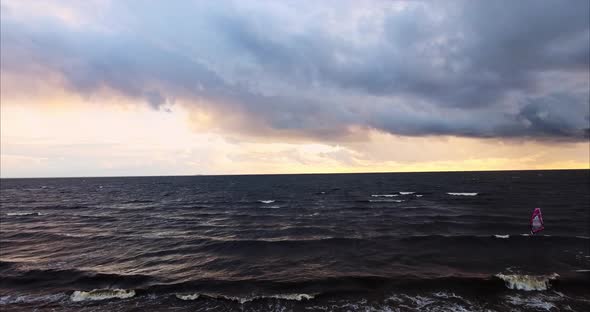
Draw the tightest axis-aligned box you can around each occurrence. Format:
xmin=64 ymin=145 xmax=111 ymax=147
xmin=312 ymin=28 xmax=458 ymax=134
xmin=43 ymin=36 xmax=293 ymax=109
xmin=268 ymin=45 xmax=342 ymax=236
xmin=369 ymin=199 xmax=404 ymax=203
xmin=259 ymin=200 xmax=275 ymax=204
xmin=504 ymin=294 xmax=559 ymax=311
xmin=494 ymin=234 xmax=510 ymax=239
xmin=401 ymin=294 xmax=435 ymax=309
xmin=432 ymin=292 xmax=462 ymax=300
xmin=495 ymin=273 xmax=559 ymax=291
xmin=447 ymin=192 xmax=478 ymax=196
xmin=387 ymin=293 xmax=476 ymax=312
xmin=6 ymin=212 xmax=42 ymax=216
xmin=0 ymin=294 xmax=65 ymax=305
xmin=574 ymin=269 xmax=590 ymax=272
xmin=371 ymin=194 xmax=398 ymax=197
xmin=399 ymin=192 xmax=415 ymax=195
xmin=269 ymin=294 xmax=314 ymax=301
xmin=415 ymin=194 xmax=423 ymax=197
xmin=176 ymin=293 xmax=200 ymax=300
xmin=70 ymin=289 xmax=135 ymax=302
xmin=575 ymin=236 xmax=590 ymax=240
xmin=175 ymin=292 xmax=314 ymax=303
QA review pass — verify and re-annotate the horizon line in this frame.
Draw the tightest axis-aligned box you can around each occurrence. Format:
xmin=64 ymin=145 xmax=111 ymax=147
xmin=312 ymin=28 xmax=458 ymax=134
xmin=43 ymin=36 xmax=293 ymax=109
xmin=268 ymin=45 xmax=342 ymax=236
xmin=1 ymin=167 xmax=588 ymax=180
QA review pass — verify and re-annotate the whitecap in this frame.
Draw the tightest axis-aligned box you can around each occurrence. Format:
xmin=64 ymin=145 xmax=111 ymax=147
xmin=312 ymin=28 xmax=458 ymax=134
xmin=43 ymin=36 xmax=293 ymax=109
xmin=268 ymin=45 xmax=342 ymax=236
xmin=415 ymin=194 xmax=423 ymax=197
xmin=505 ymin=294 xmax=558 ymax=311
xmin=369 ymin=199 xmax=404 ymax=203
xmin=176 ymin=293 xmax=200 ymax=300
xmin=574 ymin=269 xmax=590 ymax=272
xmin=447 ymin=192 xmax=478 ymax=196
xmin=268 ymin=294 xmax=314 ymax=301
xmin=176 ymin=293 xmax=314 ymax=303
xmin=70 ymin=289 xmax=135 ymax=302
xmin=495 ymin=273 xmax=559 ymax=291
xmin=6 ymin=212 xmax=42 ymax=216
xmin=494 ymin=234 xmax=510 ymax=239
xmin=370 ymin=194 xmax=398 ymax=197
xmin=399 ymin=192 xmax=415 ymax=195
xmin=432 ymin=292 xmax=464 ymax=300
xmin=575 ymin=236 xmax=590 ymax=240
xmin=259 ymin=200 xmax=275 ymax=204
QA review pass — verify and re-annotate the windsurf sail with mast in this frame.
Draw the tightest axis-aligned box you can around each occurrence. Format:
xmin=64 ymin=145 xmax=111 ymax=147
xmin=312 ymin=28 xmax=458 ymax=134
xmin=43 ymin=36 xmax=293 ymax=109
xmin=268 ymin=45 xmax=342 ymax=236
xmin=530 ymin=208 xmax=544 ymax=234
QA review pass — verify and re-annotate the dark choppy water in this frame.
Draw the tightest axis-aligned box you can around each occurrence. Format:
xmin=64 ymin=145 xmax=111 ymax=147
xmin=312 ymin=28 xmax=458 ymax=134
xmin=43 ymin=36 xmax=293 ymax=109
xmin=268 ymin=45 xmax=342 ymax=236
xmin=1 ymin=170 xmax=589 ymax=311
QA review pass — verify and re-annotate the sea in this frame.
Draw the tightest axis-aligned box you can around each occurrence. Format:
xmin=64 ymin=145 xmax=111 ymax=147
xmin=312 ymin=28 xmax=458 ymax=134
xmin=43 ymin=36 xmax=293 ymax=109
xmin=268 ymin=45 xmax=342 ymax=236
xmin=0 ymin=170 xmax=589 ymax=311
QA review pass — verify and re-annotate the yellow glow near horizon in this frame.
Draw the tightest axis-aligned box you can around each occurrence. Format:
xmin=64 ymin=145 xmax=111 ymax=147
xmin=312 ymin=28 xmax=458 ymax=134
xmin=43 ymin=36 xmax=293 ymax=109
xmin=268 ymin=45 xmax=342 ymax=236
xmin=1 ymin=98 xmax=588 ymax=178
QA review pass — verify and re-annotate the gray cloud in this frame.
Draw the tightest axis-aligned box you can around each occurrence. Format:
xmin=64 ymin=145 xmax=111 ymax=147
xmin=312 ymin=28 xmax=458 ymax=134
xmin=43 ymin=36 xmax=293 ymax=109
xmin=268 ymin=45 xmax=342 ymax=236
xmin=1 ymin=0 xmax=588 ymax=141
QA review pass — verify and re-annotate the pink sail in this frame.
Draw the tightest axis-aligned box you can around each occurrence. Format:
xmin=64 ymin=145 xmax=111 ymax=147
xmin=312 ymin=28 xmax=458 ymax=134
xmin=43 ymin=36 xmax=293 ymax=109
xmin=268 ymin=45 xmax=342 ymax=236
xmin=530 ymin=208 xmax=544 ymax=234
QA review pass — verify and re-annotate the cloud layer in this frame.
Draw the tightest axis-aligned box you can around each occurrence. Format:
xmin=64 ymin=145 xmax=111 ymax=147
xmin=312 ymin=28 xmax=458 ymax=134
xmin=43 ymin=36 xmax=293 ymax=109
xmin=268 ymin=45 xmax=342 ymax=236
xmin=2 ymin=0 xmax=589 ymax=142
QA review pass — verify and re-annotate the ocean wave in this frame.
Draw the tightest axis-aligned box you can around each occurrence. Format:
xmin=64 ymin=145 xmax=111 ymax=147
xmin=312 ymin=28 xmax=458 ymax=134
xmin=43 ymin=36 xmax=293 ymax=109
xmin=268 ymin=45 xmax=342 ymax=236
xmin=123 ymin=199 xmax=154 ymax=204
xmin=494 ymin=234 xmax=510 ymax=239
xmin=259 ymin=200 xmax=275 ymax=204
xmin=176 ymin=293 xmax=200 ymax=300
xmin=0 ymin=265 xmax=153 ymax=291
xmin=195 ymin=234 xmax=589 ymax=253
xmin=399 ymin=192 xmax=415 ymax=195
xmin=174 ymin=292 xmax=314 ymax=303
xmin=504 ymin=293 xmax=561 ymax=311
xmin=70 ymin=289 xmax=135 ymax=302
xmin=495 ymin=273 xmax=559 ymax=291
xmin=447 ymin=192 xmax=478 ymax=196
xmin=369 ymin=199 xmax=404 ymax=203
xmin=370 ymin=194 xmax=398 ymax=197
xmin=0 ymin=294 xmax=66 ymax=305
xmin=5 ymin=212 xmax=42 ymax=216
xmin=415 ymin=194 xmax=423 ymax=197
xmin=432 ymin=291 xmax=465 ymax=300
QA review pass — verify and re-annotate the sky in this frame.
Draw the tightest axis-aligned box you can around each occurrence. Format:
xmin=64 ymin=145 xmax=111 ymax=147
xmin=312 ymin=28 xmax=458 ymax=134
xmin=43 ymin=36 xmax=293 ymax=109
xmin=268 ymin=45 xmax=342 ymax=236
xmin=1 ymin=0 xmax=589 ymax=178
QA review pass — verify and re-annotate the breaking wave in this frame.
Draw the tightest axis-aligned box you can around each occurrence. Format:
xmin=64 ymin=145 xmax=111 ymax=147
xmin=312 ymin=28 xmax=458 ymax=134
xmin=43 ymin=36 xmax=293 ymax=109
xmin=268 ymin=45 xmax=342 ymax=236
xmin=175 ymin=293 xmax=201 ymax=300
xmin=370 ymin=194 xmax=398 ymax=197
xmin=399 ymin=192 xmax=415 ymax=195
xmin=495 ymin=273 xmax=559 ymax=291
xmin=447 ymin=192 xmax=478 ymax=196
xmin=70 ymin=289 xmax=136 ymax=302
xmin=494 ymin=234 xmax=510 ymax=239
xmin=175 ymin=292 xmax=314 ymax=303
xmin=6 ymin=212 xmax=42 ymax=216
xmin=258 ymin=200 xmax=276 ymax=204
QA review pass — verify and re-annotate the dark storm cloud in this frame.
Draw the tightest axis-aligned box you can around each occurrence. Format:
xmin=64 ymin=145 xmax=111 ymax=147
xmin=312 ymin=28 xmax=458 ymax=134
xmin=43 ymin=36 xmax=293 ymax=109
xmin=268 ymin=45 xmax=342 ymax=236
xmin=1 ymin=0 xmax=588 ymax=141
